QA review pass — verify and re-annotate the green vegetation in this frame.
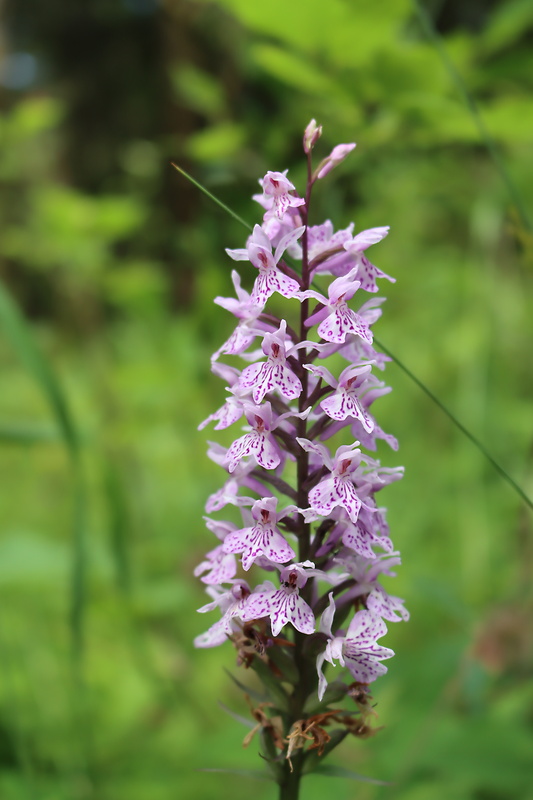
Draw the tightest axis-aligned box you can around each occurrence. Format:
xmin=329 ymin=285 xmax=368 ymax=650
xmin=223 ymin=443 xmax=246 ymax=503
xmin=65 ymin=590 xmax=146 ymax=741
xmin=0 ymin=1 xmax=532 ymax=798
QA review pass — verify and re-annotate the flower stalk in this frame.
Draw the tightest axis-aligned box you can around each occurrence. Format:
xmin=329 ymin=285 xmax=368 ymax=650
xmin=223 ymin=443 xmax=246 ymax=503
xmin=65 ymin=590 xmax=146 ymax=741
xmin=195 ymin=121 xmax=408 ymax=798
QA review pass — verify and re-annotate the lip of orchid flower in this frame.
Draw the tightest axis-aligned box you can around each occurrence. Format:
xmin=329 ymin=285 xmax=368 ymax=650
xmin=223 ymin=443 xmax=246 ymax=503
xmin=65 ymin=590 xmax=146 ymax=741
xmin=211 ymin=270 xmax=274 ymax=361
xmin=338 ymin=511 xmax=394 ymax=559
xmin=260 ymin=170 xmax=306 ymax=219
xmin=226 ymin=224 xmax=305 ymax=307
xmin=297 ymin=438 xmax=365 ymax=524
xmin=316 ymin=593 xmax=395 ymax=700
xmin=241 ymin=562 xmax=317 ymax=637
xmin=198 ymin=363 xmax=250 ymax=431
xmin=222 ymin=496 xmax=297 ymax=570
xmin=331 ymin=551 xmax=409 ymax=623
xmin=343 ymin=228 xmax=395 ymax=293
xmin=312 ymin=501 xmax=394 ymax=561
xmin=223 ymin=400 xmax=311 ymax=474
xmin=306 ymin=222 xmax=391 ymax=283
xmin=194 ymin=544 xmax=237 ymax=586
xmin=238 ymin=319 xmax=304 ymax=404
xmin=304 ymin=362 xmax=376 ymax=432
xmin=224 ymin=401 xmax=284 ymax=473
xmin=299 ymin=267 xmax=372 ymax=345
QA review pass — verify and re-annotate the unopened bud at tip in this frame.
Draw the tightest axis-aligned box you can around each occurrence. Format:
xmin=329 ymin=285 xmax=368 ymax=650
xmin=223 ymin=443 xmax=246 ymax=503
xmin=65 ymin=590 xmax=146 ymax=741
xmin=303 ymin=119 xmax=323 ymax=153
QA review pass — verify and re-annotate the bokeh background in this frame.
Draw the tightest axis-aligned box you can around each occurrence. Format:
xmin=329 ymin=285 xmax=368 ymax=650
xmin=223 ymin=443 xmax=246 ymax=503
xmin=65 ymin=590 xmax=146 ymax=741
xmin=0 ymin=0 xmax=532 ymax=798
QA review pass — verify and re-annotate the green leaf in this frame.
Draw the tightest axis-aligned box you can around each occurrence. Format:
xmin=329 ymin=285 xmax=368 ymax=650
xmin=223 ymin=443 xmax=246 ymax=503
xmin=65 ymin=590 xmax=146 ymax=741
xmin=480 ymin=0 xmax=533 ymax=55
xmin=259 ymin=730 xmax=284 ymax=781
xmin=249 ymin=656 xmax=289 ymax=710
xmin=224 ymin=669 xmax=268 ymax=703
xmin=264 ymin=644 xmax=298 ymax=684
xmin=411 ymin=0 xmax=532 ymax=234
xmin=206 ymin=0 xmax=403 ymax=63
xmin=170 ymin=64 xmax=225 ymax=118
xmin=217 ymin=701 xmax=255 ymax=729
xmin=251 ymin=43 xmax=342 ymax=96
xmin=8 ymin=95 xmax=63 ymax=138
xmin=303 ymin=680 xmax=347 ymax=715
xmin=185 ymin=122 xmax=245 ymax=161
xmin=308 ymin=764 xmax=391 ymax=784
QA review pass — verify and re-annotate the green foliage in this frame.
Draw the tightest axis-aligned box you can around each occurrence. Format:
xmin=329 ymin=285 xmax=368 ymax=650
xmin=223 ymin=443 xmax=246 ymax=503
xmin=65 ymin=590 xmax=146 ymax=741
xmin=0 ymin=0 xmax=532 ymax=799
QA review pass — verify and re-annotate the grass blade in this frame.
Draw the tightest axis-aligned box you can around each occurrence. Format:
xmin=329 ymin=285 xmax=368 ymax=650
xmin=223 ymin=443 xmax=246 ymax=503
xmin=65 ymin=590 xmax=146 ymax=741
xmin=375 ymin=337 xmax=533 ymax=512
xmin=0 ymin=282 xmax=79 ymax=454
xmin=0 ymin=281 xmax=88 ymax=657
xmin=218 ymin=701 xmax=256 ymax=729
xmin=224 ymin=668 xmax=268 ymax=703
xmin=171 ymin=162 xmax=253 ymax=231
xmin=103 ymin=459 xmax=132 ymax=597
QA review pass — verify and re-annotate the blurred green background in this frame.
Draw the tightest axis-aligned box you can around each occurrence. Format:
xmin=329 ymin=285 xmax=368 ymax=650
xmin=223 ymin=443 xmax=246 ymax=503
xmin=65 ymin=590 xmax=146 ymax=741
xmin=0 ymin=0 xmax=532 ymax=798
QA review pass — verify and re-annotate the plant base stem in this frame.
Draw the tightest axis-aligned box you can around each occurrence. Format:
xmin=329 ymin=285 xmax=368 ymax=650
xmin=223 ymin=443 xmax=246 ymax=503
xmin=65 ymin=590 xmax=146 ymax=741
xmin=278 ymin=759 xmax=303 ymax=800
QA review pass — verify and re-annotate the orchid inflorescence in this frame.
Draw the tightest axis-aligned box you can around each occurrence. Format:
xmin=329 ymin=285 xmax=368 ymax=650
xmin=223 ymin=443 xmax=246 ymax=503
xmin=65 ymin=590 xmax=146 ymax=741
xmin=194 ymin=120 xmax=408 ymax=792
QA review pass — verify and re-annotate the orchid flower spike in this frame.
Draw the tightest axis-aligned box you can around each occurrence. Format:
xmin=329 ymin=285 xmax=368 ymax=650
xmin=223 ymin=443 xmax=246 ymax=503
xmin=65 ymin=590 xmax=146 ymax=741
xmin=194 ymin=120 xmax=406 ymax=780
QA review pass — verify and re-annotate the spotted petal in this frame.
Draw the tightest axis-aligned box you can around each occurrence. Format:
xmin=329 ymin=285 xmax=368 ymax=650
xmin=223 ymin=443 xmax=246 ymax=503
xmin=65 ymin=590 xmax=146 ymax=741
xmin=241 ymin=361 xmax=302 ymax=404
xmin=194 ymin=620 xmax=230 ymax=648
xmin=225 ymin=431 xmax=281 ymax=472
xmin=251 ymin=269 xmax=300 ymax=307
xmin=309 ymin=476 xmax=361 ymax=523
xmin=317 ymin=306 xmax=372 ymax=345
xmin=223 ymin=525 xmax=295 ymax=570
xmin=367 ymin=587 xmax=409 ymax=622
xmin=343 ymin=652 xmax=389 ymax=683
xmin=242 ymin=588 xmax=315 ymax=636
xmin=194 ymin=545 xmax=237 ymax=585
xmin=321 ymin=391 xmax=374 ymax=431
xmin=346 ymin=611 xmax=393 ymax=655
xmin=341 ymin=521 xmax=378 ymax=559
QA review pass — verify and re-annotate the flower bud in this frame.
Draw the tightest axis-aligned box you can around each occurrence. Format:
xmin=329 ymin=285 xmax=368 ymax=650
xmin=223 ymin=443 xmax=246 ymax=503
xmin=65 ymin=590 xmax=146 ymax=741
xmin=303 ymin=119 xmax=322 ymax=153
xmin=316 ymin=142 xmax=356 ymax=179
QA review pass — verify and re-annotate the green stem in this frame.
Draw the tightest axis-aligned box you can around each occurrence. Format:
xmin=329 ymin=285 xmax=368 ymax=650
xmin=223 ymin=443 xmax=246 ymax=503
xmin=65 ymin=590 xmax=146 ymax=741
xmin=275 ymin=149 xmax=318 ymax=800
xmin=278 ymin=755 xmax=304 ymax=800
